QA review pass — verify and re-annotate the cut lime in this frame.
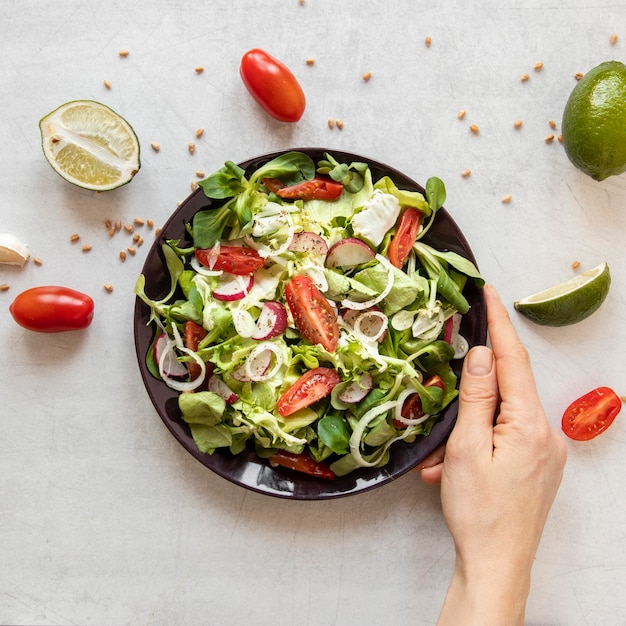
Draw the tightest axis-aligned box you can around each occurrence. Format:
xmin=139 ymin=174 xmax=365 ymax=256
xmin=514 ymin=262 xmax=610 ymax=327
xmin=39 ymin=100 xmax=140 ymax=191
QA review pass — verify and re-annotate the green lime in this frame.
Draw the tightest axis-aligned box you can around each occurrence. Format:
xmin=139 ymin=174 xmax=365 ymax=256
xmin=39 ymin=100 xmax=140 ymax=191
xmin=514 ymin=262 xmax=611 ymax=327
xmin=561 ymin=61 xmax=626 ymax=181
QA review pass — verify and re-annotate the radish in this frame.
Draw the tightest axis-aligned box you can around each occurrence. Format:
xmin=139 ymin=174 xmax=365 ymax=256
xmin=154 ymin=332 xmax=188 ymax=378
xmin=338 ymin=373 xmax=373 ymax=403
xmin=289 ymin=231 xmax=329 ymax=255
xmin=212 ymin=273 xmax=254 ymax=301
xmin=325 ymin=238 xmax=375 ymax=268
xmin=342 ymin=307 xmax=387 ymax=343
xmin=208 ymin=375 xmax=239 ymax=404
xmin=251 ymin=301 xmax=287 ymax=340
xmin=231 ymin=347 xmax=272 ymax=382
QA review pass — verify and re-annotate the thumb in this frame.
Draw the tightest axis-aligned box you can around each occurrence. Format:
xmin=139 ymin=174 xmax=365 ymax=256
xmin=447 ymin=345 xmax=499 ymax=457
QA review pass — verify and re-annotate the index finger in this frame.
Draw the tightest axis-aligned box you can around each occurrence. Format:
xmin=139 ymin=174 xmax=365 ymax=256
xmin=484 ymin=285 xmax=541 ymax=410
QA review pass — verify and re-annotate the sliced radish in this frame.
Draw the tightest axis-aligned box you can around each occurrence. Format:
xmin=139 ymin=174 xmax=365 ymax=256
xmin=231 ymin=308 xmax=256 ymax=338
xmin=289 ymin=231 xmax=329 ymax=255
xmin=325 ymin=238 xmax=375 ymax=269
xmin=212 ymin=273 xmax=254 ymax=301
xmin=231 ymin=343 xmax=283 ymax=382
xmin=154 ymin=332 xmax=188 ymax=378
xmin=444 ymin=313 xmax=469 ymax=358
xmin=208 ymin=375 xmax=239 ymax=404
xmin=338 ymin=373 xmax=373 ymax=403
xmin=251 ymin=301 xmax=288 ymax=340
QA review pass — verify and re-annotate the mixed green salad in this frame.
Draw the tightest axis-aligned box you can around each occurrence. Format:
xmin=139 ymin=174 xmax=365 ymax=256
xmin=135 ymin=151 xmax=484 ymax=478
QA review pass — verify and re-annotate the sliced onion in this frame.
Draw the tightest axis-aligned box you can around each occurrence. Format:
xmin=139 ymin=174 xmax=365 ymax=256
xmin=158 ymin=339 xmax=207 ymax=392
xmin=341 ymin=254 xmax=395 ymax=311
xmin=353 ymin=310 xmax=388 ymax=343
xmin=189 ymin=255 xmax=223 ymax=277
xmin=244 ymin=342 xmax=283 ymax=382
xmin=411 ymin=307 xmax=445 ymax=341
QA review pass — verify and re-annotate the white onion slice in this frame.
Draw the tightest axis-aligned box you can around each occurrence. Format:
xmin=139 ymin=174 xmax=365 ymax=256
xmin=189 ymin=255 xmax=223 ymax=277
xmin=244 ymin=342 xmax=283 ymax=382
xmin=341 ymin=254 xmax=395 ymax=311
xmin=393 ymin=388 xmax=432 ymax=426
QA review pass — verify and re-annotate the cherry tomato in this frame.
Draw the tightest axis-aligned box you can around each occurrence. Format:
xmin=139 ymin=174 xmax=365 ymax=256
xmin=561 ymin=386 xmax=622 ymax=441
xmin=9 ymin=286 xmax=94 ymax=333
xmin=195 ymin=245 xmax=264 ymax=275
xmin=277 ymin=367 xmax=342 ymax=417
xmin=240 ymin=48 xmax=306 ymax=123
xmin=388 ymin=208 xmax=421 ymax=268
xmin=273 ymin=178 xmax=343 ymax=201
xmin=393 ymin=374 xmax=445 ymax=428
xmin=269 ymin=449 xmax=335 ymax=480
xmin=284 ymin=275 xmax=339 ymax=352
xmin=184 ymin=320 xmax=211 ymax=383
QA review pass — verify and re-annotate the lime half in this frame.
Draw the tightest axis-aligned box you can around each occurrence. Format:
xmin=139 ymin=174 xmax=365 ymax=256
xmin=514 ymin=262 xmax=611 ymax=326
xmin=39 ymin=100 xmax=140 ymax=191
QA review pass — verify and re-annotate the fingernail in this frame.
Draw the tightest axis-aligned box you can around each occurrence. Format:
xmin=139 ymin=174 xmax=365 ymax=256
xmin=466 ymin=346 xmax=494 ymax=376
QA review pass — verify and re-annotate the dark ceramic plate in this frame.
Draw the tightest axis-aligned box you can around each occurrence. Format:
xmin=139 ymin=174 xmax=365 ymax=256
xmin=133 ymin=148 xmax=487 ymax=500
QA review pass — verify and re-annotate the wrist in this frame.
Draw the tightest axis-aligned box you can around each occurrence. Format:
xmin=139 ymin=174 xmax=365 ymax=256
xmin=438 ymin=558 xmax=530 ymax=626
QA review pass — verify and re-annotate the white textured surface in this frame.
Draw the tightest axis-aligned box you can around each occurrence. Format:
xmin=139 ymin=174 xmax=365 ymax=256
xmin=1 ymin=1 xmax=625 ymax=624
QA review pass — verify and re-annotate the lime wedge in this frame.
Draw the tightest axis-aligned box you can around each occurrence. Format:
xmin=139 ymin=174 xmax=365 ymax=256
xmin=514 ymin=262 xmax=610 ymax=326
xmin=39 ymin=100 xmax=140 ymax=191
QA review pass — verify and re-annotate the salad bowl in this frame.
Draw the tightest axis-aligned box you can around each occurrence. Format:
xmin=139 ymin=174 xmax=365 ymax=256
xmin=133 ymin=148 xmax=487 ymax=500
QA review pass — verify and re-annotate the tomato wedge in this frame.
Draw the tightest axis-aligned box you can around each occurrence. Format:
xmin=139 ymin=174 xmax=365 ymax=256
xmin=269 ymin=450 xmax=335 ymax=480
xmin=184 ymin=320 xmax=211 ymax=383
xmin=388 ymin=208 xmax=421 ymax=268
xmin=277 ymin=367 xmax=341 ymax=417
xmin=195 ymin=246 xmax=264 ymax=275
xmin=272 ymin=178 xmax=343 ymax=201
xmin=284 ymin=275 xmax=339 ymax=352
xmin=240 ymin=48 xmax=306 ymax=123
xmin=393 ymin=375 xmax=445 ymax=428
xmin=561 ymin=386 xmax=622 ymax=441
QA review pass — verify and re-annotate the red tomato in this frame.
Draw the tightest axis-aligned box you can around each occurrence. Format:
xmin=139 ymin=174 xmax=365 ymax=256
xmin=184 ymin=320 xmax=211 ymax=383
xmin=195 ymin=246 xmax=264 ymax=275
xmin=393 ymin=374 xmax=445 ymax=428
xmin=240 ymin=48 xmax=306 ymax=123
xmin=275 ymin=178 xmax=343 ymax=201
xmin=284 ymin=275 xmax=339 ymax=352
xmin=269 ymin=449 xmax=335 ymax=480
xmin=561 ymin=386 xmax=622 ymax=441
xmin=277 ymin=367 xmax=341 ymax=417
xmin=388 ymin=208 xmax=421 ymax=268
xmin=9 ymin=286 xmax=94 ymax=333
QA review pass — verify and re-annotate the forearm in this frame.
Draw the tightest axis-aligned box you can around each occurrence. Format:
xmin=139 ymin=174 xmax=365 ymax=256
xmin=437 ymin=561 xmax=530 ymax=626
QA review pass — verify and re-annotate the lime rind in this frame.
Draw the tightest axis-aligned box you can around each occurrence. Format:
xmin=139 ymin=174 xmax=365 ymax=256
xmin=514 ymin=262 xmax=611 ymax=327
xmin=39 ymin=99 xmax=141 ymax=192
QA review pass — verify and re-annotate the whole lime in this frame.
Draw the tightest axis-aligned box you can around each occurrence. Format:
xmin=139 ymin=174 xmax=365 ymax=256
xmin=561 ymin=61 xmax=626 ymax=181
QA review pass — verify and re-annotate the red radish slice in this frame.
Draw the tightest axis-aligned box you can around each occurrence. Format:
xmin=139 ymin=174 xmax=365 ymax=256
xmin=208 ymin=375 xmax=239 ymax=404
xmin=289 ymin=231 xmax=329 ymax=255
xmin=251 ymin=301 xmax=288 ymax=340
xmin=231 ymin=346 xmax=272 ymax=382
xmin=325 ymin=238 xmax=375 ymax=268
xmin=212 ymin=273 xmax=254 ymax=301
xmin=338 ymin=373 xmax=373 ymax=403
xmin=154 ymin=332 xmax=188 ymax=378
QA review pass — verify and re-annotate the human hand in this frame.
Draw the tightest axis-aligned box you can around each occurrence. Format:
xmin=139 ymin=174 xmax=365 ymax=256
xmin=420 ymin=284 xmax=568 ymax=625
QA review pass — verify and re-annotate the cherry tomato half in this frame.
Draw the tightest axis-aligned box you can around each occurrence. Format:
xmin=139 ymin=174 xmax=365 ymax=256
xmin=269 ymin=450 xmax=335 ymax=480
xmin=393 ymin=374 xmax=445 ymax=428
xmin=240 ymin=48 xmax=306 ymax=123
xmin=9 ymin=286 xmax=94 ymax=333
xmin=284 ymin=275 xmax=339 ymax=352
xmin=561 ymin=386 xmax=622 ymax=441
xmin=277 ymin=367 xmax=342 ymax=417
xmin=184 ymin=320 xmax=211 ymax=383
xmin=195 ymin=245 xmax=264 ymax=275
xmin=274 ymin=178 xmax=343 ymax=201
xmin=388 ymin=208 xmax=421 ymax=268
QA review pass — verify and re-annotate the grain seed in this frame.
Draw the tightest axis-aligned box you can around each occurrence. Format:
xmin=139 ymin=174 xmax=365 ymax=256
xmin=520 ymin=73 xmax=530 ymax=82
xmin=127 ymin=246 xmax=136 ymax=256
xmin=69 ymin=233 xmax=80 ymax=243
xmin=548 ymin=119 xmax=557 ymax=129
xmin=195 ymin=67 xmax=204 ymax=74
xmin=81 ymin=245 xmax=91 ymax=253
xmin=151 ymin=142 xmax=161 ymax=152
xmin=191 ymin=180 xmax=198 ymax=191
xmin=571 ymin=260 xmax=581 ymax=269
xmin=134 ymin=217 xmax=145 ymax=226
xmin=195 ymin=128 xmax=204 ymax=138
xmin=103 ymin=283 xmax=113 ymax=293
xmin=328 ymin=118 xmax=335 ymax=129
xmin=362 ymin=71 xmax=372 ymax=82
xmin=0 ymin=283 xmax=9 ymax=292
xmin=461 ymin=169 xmax=471 ymax=178
xmin=155 ymin=227 xmax=162 ymax=237
xmin=108 ymin=228 xmax=115 ymax=238
xmin=188 ymin=142 xmax=196 ymax=154
xmin=557 ymin=134 xmax=563 ymax=143
xmin=124 ymin=223 xmax=134 ymax=234
xmin=534 ymin=61 xmax=544 ymax=71
xmin=501 ymin=195 xmax=512 ymax=204
xmin=513 ymin=119 xmax=523 ymax=129
xmin=119 ymin=250 xmax=127 ymax=262
xmin=33 ymin=257 xmax=43 ymax=265
xmin=147 ymin=219 xmax=154 ymax=229
xmin=457 ymin=109 xmax=466 ymax=120
xmin=610 ymin=33 xmax=618 ymax=45
xmin=196 ymin=171 xmax=205 ymax=178
xmin=469 ymin=124 xmax=480 ymax=134
xmin=305 ymin=58 xmax=315 ymax=65
xmin=104 ymin=79 xmax=112 ymax=89
xmin=119 ymin=50 xmax=129 ymax=58
xmin=574 ymin=72 xmax=584 ymax=80
xmin=336 ymin=119 xmax=344 ymax=130
xmin=425 ymin=35 xmax=432 ymax=47
xmin=545 ymin=134 xmax=555 ymax=143
xmin=115 ymin=220 xmax=122 ymax=231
